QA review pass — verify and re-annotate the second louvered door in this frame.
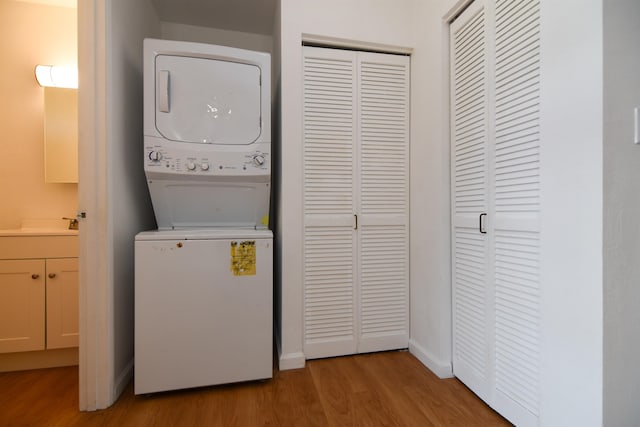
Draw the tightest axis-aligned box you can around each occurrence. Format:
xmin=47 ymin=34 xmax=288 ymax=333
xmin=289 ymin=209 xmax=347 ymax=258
xmin=451 ymin=1 xmax=540 ymax=426
xmin=450 ymin=0 xmax=491 ymax=403
xmin=303 ymin=46 xmax=409 ymax=359
xmin=357 ymin=52 xmax=410 ymax=353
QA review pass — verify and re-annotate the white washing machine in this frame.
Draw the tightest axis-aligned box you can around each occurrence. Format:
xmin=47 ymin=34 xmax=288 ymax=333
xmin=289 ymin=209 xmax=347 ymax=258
xmin=135 ymin=229 xmax=272 ymax=394
xmin=135 ymin=39 xmax=272 ymax=394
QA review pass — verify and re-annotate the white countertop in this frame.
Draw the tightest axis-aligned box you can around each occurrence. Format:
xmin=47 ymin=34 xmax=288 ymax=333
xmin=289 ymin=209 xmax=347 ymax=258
xmin=0 ymin=219 xmax=79 ymax=237
xmin=0 ymin=228 xmax=78 ymax=237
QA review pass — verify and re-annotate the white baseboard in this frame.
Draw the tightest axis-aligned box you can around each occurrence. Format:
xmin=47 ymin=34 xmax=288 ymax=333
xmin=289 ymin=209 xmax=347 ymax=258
xmin=279 ymin=351 xmax=306 ymax=370
xmin=409 ymin=339 xmax=453 ymax=379
xmin=113 ymin=358 xmax=134 ymax=403
xmin=275 ymin=330 xmax=305 ymax=370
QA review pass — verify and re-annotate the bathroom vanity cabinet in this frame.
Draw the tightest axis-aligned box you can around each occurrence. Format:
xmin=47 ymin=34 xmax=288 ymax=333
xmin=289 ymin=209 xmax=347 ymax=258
xmin=0 ymin=232 xmax=78 ymax=370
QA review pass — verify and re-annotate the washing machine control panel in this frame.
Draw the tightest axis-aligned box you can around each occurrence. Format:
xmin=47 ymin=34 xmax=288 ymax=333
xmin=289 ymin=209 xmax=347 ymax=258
xmin=144 ymin=139 xmax=270 ymax=176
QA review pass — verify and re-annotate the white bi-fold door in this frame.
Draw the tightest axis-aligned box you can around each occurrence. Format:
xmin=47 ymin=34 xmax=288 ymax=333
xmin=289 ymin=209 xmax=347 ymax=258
xmin=302 ymin=46 xmax=410 ymax=359
xmin=450 ymin=1 xmax=541 ymax=426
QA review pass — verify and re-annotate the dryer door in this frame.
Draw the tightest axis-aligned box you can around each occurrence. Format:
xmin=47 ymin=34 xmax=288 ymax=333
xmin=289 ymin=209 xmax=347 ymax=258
xmin=155 ymin=55 xmax=262 ymax=145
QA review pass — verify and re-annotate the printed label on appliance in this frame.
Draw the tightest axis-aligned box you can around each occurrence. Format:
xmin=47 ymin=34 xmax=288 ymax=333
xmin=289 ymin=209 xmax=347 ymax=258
xmin=230 ymin=240 xmax=256 ymax=276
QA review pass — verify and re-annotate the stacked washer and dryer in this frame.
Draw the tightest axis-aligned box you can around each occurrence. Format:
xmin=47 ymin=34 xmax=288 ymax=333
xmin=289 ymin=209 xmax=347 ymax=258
xmin=134 ymin=39 xmax=272 ymax=395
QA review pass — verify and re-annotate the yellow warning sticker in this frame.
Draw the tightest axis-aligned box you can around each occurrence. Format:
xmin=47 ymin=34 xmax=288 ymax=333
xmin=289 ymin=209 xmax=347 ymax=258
xmin=230 ymin=240 xmax=256 ymax=276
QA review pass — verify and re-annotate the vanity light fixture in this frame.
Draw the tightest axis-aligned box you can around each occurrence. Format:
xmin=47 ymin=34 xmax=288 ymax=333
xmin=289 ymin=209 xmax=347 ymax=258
xmin=35 ymin=65 xmax=78 ymax=89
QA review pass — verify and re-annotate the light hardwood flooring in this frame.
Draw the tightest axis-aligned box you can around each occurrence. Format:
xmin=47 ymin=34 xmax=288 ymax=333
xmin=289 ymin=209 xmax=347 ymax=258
xmin=0 ymin=350 xmax=511 ymax=426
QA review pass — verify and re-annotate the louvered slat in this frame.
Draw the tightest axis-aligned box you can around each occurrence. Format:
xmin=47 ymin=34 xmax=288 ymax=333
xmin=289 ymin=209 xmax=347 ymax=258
xmin=453 ymin=7 xmax=488 ymax=216
xmin=494 ymin=0 xmax=540 ymax=419
xmin=303 ymin=55 xmax=354 ymax=216
xmin=359 ymin=226 xmax=408 ymax=337
xmin=304 ymin=225 xmax=355 ymax=342
xmin=494 ymin=0 xmax=540 ymax=216
xmin=360 ymin=58 xmax=408 ymax=215
xmin=495 ymin=230 xmax=540 ymax=414
xmin=454 ymin=228 xmax=488 ymax=378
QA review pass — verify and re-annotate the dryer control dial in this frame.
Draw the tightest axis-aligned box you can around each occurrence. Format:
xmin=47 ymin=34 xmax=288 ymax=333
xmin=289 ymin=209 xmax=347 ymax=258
xmin=253 ymin=154 xmax=266 ymax=166
xmin=201 ymin=162 xmax=210 ymax=171
xmin=149 ymin=151 xmax=163 ymax=162
xmin=187 ymin=161 xmax=196 ymax=171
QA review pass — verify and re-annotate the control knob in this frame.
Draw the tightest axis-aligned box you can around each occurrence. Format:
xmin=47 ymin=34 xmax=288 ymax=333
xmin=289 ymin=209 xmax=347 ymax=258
xmin=149 ymin=151 xmax=162 ymax=162
xmin=187 ymin=161 xmax=196 ymax=171
xmin=253 ymin=154 xmax=266 ymax=166
xmin=201 ymin=162 xmax=210 ymax=171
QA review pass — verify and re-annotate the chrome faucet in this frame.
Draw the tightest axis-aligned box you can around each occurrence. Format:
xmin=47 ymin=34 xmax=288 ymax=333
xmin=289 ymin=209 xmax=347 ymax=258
xmin=63 ymin=217 xmax=79 ymax=230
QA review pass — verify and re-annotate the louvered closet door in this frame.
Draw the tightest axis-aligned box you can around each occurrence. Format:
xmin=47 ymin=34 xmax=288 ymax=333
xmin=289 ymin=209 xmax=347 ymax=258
xmin=492 ymin=0 xmax=540 ymax=424
xmin=450 ymin=0 xmax=492 ymax=402
xmin=303 ymin=46 xmax=410 ymax=359
xmin=450 ymin=1 xmax=540 ymax=426
xmin=303 ymin=47 xmax=358 ymax=358
xmin=357 ymin=52 xmax=410 ymax=353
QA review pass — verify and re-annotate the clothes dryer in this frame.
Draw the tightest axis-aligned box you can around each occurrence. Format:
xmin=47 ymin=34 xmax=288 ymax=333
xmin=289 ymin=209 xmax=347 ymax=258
xmin=142 ymin=38 xmax=271 ymax=230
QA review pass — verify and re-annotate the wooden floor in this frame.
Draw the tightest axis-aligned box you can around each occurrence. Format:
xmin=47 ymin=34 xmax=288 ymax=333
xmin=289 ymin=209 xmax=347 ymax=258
xmin=0 ymin=351 xmax=510 ymax=426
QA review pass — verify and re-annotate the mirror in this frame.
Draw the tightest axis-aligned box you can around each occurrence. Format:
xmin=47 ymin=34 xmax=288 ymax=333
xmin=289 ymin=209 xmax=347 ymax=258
xmin=44 ymin=87 xmax=78 ymax=183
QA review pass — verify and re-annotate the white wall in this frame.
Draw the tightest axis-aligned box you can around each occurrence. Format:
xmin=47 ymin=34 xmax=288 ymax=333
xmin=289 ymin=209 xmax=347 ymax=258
xmin=160 ymin=22 xmax=273 ymax=54
xmin=603 ymin=0 xmax=640 ymax=424
xmin=408 ymin=0 xmax=462 ymax=378
xmin=276 ymin=0 xmax=446 ymax=372
xmin=539 ymin=0 xmax=603 ymax=425
xmin=107 ymin=0 xmax=160 ymax=401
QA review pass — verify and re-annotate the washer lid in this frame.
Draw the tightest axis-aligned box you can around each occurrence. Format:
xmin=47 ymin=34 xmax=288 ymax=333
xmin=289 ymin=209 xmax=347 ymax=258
xmin=154 ymin=54 xmax=262 ymax=145
xmin=136 ymin=228 xmax=272 ymax=241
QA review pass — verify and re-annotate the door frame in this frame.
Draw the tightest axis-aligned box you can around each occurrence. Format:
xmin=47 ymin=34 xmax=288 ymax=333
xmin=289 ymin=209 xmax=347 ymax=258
xmin=78 ymin=0 xmax=112 ymax=410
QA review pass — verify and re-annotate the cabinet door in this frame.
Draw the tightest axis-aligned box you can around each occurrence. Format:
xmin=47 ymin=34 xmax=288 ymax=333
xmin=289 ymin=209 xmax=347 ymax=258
xmin=0 ymin=260 xmax=45 ymax=353
xmin=46 ymin=258 xmax=79 ymax=349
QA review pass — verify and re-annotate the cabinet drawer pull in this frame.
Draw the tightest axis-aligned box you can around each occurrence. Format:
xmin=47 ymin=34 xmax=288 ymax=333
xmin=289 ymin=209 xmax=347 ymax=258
xmin=31 ymin=274 xmax=39 ymax=279
xmin=48 ymin=273 xmax=57 ymax=279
